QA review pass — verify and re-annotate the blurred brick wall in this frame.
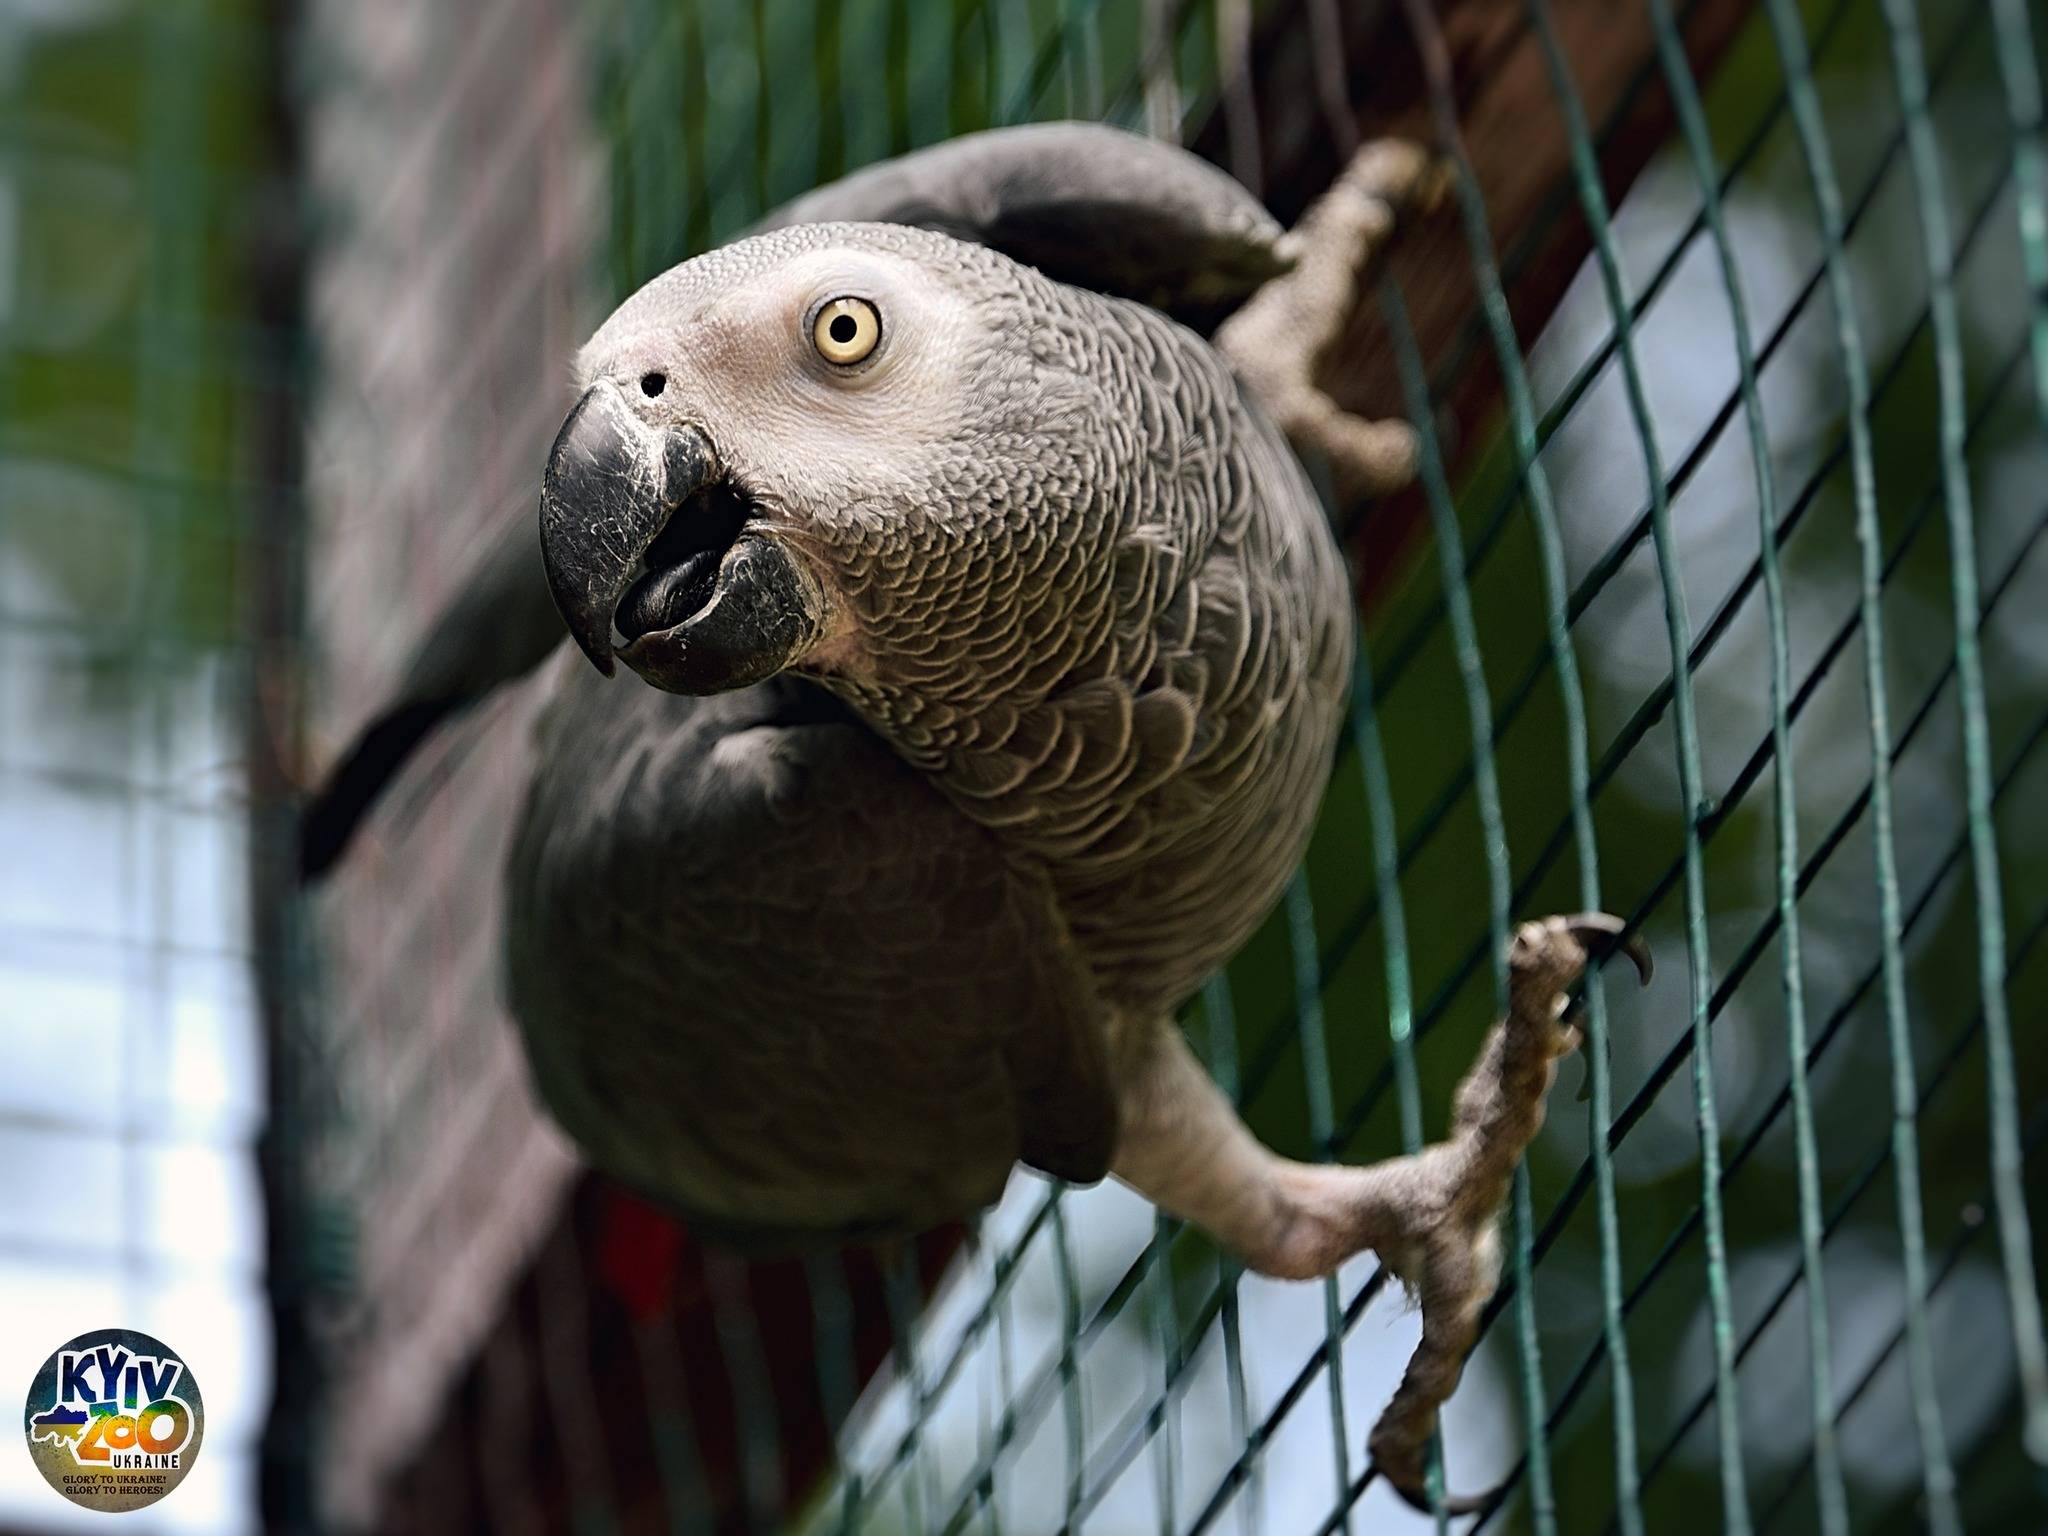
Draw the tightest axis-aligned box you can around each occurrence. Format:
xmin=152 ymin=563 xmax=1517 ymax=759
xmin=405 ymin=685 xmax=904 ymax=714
xmin=300 ymin=0 xmax=597 ymax=1522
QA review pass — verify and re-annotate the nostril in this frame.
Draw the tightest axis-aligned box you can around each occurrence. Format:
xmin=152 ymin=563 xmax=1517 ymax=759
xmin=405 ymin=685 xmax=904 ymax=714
xmin=640 ymin=372 xmax=666 ymax=398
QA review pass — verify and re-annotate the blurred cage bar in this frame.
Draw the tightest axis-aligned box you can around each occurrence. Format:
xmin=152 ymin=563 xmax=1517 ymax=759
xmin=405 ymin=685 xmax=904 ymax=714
xmin=0 ymin=5 xmax=286 ymax=1532
xmin=280 ymin=0 xmax=591 ymax=1523
xmin=240 ymin=0 xmax=2048 ymax=1533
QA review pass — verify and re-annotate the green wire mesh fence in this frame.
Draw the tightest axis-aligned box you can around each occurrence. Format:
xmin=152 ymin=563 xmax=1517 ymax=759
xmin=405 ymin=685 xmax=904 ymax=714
xmin=0 ymin=0 xmax=2016 ymax=1531
xmin=0 ymin=5 xmax=287 ymax=1530
xmin=578 ymin=0 xmax=2048 ymax=1530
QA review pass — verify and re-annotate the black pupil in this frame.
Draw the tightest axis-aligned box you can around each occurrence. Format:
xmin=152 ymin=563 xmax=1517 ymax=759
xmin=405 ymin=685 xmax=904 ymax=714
xmin=829 ymin=313 xmax=859 ymax=344
xmin=640 ymin=372 xmax=665 ymax=397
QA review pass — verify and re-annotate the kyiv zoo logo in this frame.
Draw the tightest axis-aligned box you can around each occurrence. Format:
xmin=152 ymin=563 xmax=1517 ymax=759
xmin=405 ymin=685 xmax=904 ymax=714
xmin=22 ymin=1328 xmax=203 ymax=1513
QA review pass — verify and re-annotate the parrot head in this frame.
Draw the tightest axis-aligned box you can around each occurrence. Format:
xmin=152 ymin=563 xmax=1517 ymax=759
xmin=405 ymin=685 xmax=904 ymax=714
xmin=539 ymin=221 xmax=1090 ymax=698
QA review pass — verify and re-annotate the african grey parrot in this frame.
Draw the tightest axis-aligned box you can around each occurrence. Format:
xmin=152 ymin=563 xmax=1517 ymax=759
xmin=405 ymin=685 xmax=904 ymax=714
xmin=302 ymin=123 xmax=1650 ymax=1510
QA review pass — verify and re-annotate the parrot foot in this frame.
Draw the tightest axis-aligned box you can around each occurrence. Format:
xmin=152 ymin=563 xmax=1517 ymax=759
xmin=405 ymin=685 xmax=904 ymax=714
xmin=1108 ymin=915 xmax=1648 ymax=1514
xmin=1362 ymin=912 xmax=1652 ymax=1514
xmin=1215 ymin=138 xmax=1449 ymax=500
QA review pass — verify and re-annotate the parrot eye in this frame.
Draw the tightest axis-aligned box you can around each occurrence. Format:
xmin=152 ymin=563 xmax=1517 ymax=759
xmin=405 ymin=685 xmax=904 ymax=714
xmin=812 ymin=297 xmax=880 ymax=366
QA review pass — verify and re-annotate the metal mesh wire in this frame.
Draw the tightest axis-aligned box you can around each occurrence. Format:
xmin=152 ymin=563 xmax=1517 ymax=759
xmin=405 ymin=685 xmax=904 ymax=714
xmin=630 ymin=0 xmax=2044 ymax=1530
xmin=12 ymin=0 xmax=2025 ymax=1531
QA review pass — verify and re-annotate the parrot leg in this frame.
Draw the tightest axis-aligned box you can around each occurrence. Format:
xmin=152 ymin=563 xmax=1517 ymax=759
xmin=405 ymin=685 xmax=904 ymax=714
xmin=1110 ymin=912 xmax=1651 ymax=1512
xmin=1217 ymin=138 xmax=1448 ymax=500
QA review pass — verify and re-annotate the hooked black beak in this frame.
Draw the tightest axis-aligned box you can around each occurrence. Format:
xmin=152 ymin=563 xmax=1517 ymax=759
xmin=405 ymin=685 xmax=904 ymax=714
xmin=537 ymin=383 xmax=822 ymax=693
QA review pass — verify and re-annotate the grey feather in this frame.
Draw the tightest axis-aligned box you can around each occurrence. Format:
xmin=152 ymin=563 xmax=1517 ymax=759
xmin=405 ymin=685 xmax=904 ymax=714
xmin=506 ymin=671 xmax=1118 ymax=1237
xmin=756 ymin=121 xmax=1292 ymax=331
xmin=300 ymin=124 xmax=1292 ymax=877
xmin=504 ymin=221 xmax=1348 ymax=1236
xmin=310 ymin=143 xmax=1355 ymax=1247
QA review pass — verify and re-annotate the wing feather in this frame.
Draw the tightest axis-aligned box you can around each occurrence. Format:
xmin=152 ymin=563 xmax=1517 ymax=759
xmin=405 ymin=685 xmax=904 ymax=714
xmin=505 ymin=673 xmax=1119 ymax=1241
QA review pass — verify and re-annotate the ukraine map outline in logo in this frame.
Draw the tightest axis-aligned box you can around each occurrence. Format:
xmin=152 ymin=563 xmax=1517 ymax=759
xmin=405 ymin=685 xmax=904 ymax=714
xmin=22 ymin=1328 xmax=204 ymax=1513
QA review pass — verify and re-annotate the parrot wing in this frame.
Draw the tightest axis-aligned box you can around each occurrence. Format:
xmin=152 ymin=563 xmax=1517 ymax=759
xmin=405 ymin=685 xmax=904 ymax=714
xmin=506 ymin=674 xmax=1120 ymax=1230
xmin=757 ymin=121 xmax=1290 ymax=332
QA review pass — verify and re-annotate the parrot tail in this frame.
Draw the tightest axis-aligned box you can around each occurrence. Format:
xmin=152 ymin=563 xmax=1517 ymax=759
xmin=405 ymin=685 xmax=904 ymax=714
xmin=299 ymin=490 xmax=570 ymax=884
xmin=297 ymin=691 xmax=474 ymax=882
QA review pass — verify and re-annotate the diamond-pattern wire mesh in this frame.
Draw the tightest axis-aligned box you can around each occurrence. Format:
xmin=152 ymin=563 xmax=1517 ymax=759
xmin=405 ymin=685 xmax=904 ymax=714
xmin=555 ymin=0 xmax=2048 ymax=1530
xmin=265 ymin=0 xmax=2048 ymax=1531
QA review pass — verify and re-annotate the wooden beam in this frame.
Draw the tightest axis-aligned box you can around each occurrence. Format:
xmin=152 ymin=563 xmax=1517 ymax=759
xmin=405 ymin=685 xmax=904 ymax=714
xmin=1189 ymin=0 xmax=1759 ymax=607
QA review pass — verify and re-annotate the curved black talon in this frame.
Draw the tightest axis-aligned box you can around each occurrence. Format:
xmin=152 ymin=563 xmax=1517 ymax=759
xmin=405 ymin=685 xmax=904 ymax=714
xmin=1383 ymin=1470 xmax=1496 ymax=1518
xmin=1563 ymin=910 xmax=1654 ymax=988
xmin=1371 ymin=910 xmax=1655 ymax=1517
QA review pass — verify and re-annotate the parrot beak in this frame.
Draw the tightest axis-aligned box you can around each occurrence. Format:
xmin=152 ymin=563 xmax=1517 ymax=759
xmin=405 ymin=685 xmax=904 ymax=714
xmin=538 ymin=383 xmax=823 ymax=693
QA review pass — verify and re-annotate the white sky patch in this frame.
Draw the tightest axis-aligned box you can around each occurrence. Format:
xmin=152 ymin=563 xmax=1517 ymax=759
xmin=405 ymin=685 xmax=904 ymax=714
xmin=815 ymin=1172 xmax=1517 ymax=1534
xmin=0 ymin=553 xmax=266 ymax=1535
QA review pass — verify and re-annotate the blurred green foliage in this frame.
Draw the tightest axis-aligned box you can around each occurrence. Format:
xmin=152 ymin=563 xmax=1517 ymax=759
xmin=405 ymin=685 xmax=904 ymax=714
xmin=0 ymin=1 xmax=271 ymax=689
